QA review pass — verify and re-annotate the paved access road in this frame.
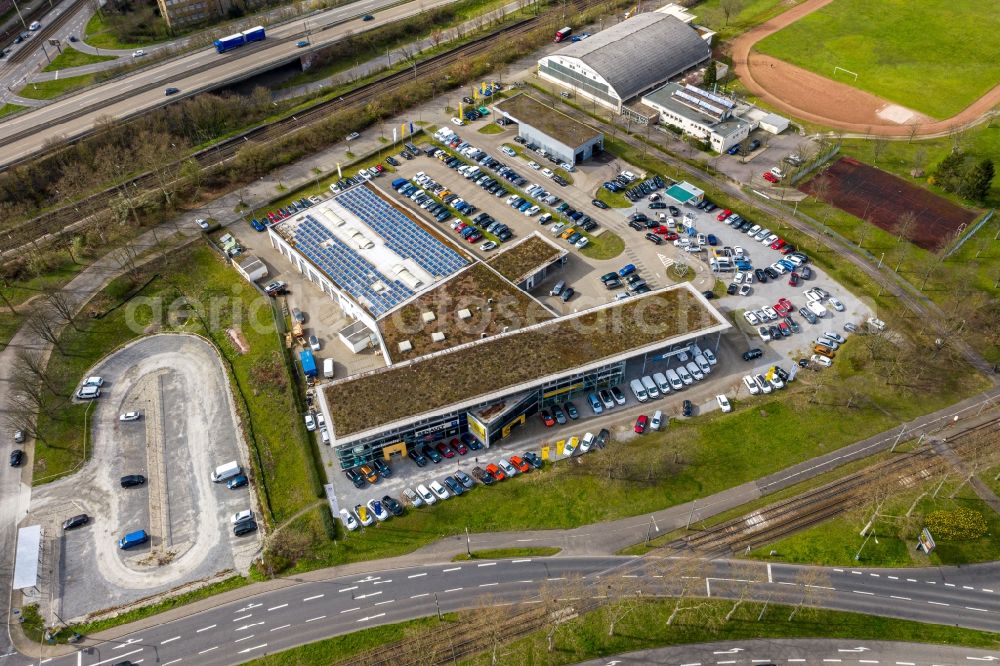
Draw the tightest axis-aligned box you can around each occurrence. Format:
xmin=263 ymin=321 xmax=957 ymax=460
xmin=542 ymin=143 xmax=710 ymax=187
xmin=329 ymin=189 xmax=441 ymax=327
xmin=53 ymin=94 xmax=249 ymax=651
xmin=15 ymin=557 xmax=999 ymax=665
xmin=0 ymin=0 xmax=459 ymax=166
xmin=576 ymin=639 xmax=1000 ymax=666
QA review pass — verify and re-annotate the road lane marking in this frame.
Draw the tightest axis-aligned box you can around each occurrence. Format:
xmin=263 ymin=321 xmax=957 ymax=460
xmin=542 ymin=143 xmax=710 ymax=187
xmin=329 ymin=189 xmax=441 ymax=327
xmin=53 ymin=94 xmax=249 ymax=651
xmin=232 ymin=614 xmax=252 ymax=622
xmin=622 ymin=575 xmax=638 ymax=578
xmin=196 ymin=625 xmax=216 ymax=633
xmin=408 ymin=573 xmax=427 ymax=578
xmin=945 ymin=583 xmax=956 ymax=587
xmin=928 ymin=601 xmax=950 ymax=606
xmin=983 ymin=589 xmax=994 ymax=593
xmin=869 ymin=573 xmax=880 ymax=577
xmin=788 ymin=660 xmax=806 ymax=663
xmin=890 ymin=596 xmax=911 ymax=601
xmin=113 ymin=640 xmax=143 ymax=650
xmin=160 ymin=637 xmax=180 ymax=645
xmin=859 ymin=661 xmax=880 ymax=664
xmin=853 ymin=591 xmax=874 ymax=595
xmin=373 ymin=579 xmax=393 ymax=585
xmin=516 ymin=580 xmax=533 ymax=583
xmin=767 ymin=564 xmax=772 ymax=583
xmin=833 ymin=569 xmax=844 ymax=572
xmin=548 ymin=577 xmax=565 ymax=581
xmin=851 ymin=571 xmax=862 ymax=575
xmin=303 ymin=594 xmax=324 ymax=601
xmin=356 ymin=591 xmax=382 ymax=599
xmin=234 ymin=635 xmax=256 ymax=643
xmin=823 ymin=660 xmax=842 ymax=663
xmin=305 ymin=616 xmax=326 ymax=623
xmin=906 ymin=578 xmax=917 ymax=582
xmin=477 ymin=562 xmax=497 ymax=567
xmin=237 ymin=644 xmax=267 ymax=654
xmin=356 ymin=612 xmax=386 ymax=623
xmin=444 ymin=587 xmax=463 ymax=593
xmin=680 ymin=663 xmax=701 ymax=666
xmin=162 ymin=660 xmax=182 ymax=665
xmin=340 ymin=607 xmax=360 ymax=614
xmin=339 ymin=586 xmax=358 ymax=593
xmin=374 ymin=599 xmax=395 ymax=606
xmin=896 ymin=662 xmax=915 ymax=665
xmin=198 ymin=647 xmax=218 ymax=655
xmin=511 ymin=559 xmax=532 ymax=563
xmin=267 ymin=604 xmax=287 ymax=611
xmin=443 ymin=567 xmax=461 ymax=572
xmin=480 ymin=582 xmax=498 ymax=587
xmin=717 ymin=661 xmax=736 ymax=664
xmin=410 ymin=593 xmax=429 ymax=599
xmin=963 ymin=586 xmax=975 ymax=590
xmin=888 ymin=576 xmax=898 ymax=580
xmin=927 ymin=581 xmax=937 ymax=585
xmin=270 ymin=624 xmax=290 ymax=632
xmin=966 ymin=607 xmax=990 ymax=612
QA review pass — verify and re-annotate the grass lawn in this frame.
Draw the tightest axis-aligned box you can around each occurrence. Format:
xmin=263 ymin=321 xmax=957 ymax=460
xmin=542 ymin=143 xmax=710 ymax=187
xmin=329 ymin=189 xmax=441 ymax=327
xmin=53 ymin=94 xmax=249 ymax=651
xmin=594 ymin=186 xmax=631 ymax=208
xmin=754 ymin=0 xmax=1000 ymax=118
xmin=453 ymin=547 xmax=560 ymax=561
xmin=83 ymin=13 xmax=153 ymax=49
xmin=33 ymin=244 xmax=321 ymax=529
xmin=477 ymin=123 xmax=505 ymax=134
xmin=42 ymin=46 xmax=117 ymax=72
xmin=579 ymin=229 xmax=624 ymax=260
xmin=0 ymin=102 xmax=25 ymax=118
xmin=19 ymin=73 xmax=96 ymax=100
xmin=694 ymin=0 xmax=810 ymax=41
xmin=248 ymin=597 xmax=1000 ymax=665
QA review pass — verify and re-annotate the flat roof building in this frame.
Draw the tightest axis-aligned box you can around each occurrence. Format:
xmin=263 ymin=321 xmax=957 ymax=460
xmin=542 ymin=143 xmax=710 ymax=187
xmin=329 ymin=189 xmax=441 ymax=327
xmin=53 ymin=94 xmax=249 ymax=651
xmin=495 ymin=94 xmax=604 ymax=165
xmin=537 ymin=11 xmax=711 ymax=112
xmin=642 ymin=83 xmax=751 ymax=153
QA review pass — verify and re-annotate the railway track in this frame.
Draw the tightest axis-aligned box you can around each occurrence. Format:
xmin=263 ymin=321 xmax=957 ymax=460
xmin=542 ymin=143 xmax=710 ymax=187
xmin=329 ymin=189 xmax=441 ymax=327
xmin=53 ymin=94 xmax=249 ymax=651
xmin=667 ymin=416 xmax=999 ymax=556
xmin=0 ymin=0 xmax=589 ymax=256
xmin=5 ymin=0 xmax=87 ymax=65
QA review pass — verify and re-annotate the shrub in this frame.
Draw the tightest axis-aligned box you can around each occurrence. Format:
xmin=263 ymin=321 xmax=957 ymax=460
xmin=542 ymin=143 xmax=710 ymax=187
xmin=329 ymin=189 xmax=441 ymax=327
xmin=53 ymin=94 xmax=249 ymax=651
xmin=925 ymin=507 xmax=988 ymax=541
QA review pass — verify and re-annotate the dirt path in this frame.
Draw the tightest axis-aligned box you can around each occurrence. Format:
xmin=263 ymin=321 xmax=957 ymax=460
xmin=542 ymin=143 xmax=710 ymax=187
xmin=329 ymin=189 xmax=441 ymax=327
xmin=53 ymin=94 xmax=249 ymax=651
xmin=730 ymin=0 xmax=1000 ymax=137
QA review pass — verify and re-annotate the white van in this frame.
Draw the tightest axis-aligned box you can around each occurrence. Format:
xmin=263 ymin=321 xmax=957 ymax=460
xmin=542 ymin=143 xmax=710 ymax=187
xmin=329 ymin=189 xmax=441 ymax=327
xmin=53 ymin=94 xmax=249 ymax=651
xmin=211 ymin=461 xmax=242 ymax=482
xmin=650 ymin=410 xmax=664 ymax=430
xmin=629 ymin=379 xmax=648 ymax=402
xmin=695 ymin=354 xmax=711 ymax=375
xmin=665 ymin=369 xmax=683 ymax=391
xmin=641 ymin=375 xmax=659 ymax=399
xmin=807 ymin=300 xmax=828 ymax=318
xmin=29 ymin=20 xmax=41 ymax=30
xmin=685 ymin=361 xmax=704 ymax=381
xmin=675 ymin=365 xmax=693 ymax=386
xmin=652 ymin=372 xmax=671 ymax=394
xmin=323 ymin=358 xmax=335 ymax=379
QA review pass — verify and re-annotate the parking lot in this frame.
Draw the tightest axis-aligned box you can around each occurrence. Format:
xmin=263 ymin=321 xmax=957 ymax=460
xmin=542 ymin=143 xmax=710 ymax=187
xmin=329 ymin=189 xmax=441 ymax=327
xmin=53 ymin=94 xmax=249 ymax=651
xmin=26 ymin=335 xmax=259 ymax=620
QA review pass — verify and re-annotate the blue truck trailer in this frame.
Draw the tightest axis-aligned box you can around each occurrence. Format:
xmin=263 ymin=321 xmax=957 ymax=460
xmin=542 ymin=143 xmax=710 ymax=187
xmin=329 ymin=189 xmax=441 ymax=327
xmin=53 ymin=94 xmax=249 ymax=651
xmin=214 ymin=25 xmax=265 ymax=53
xmin=300 ymin=349 xmax=317 ymax=377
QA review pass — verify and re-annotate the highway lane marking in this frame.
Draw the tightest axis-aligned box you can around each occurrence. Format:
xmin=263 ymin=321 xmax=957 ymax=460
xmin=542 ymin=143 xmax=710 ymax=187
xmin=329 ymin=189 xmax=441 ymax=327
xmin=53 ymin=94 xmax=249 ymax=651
xmin=267 ymin=604 xmax=288 ymax=611
xmin=233 ymin=614 xmax=252 ymax=621
xmin=340 ymin=607 xmax=361 ymax=614
xmin=234 ymin=635 xmax=256 ymax=643
xmin=928 ymin=601 xmax=950 ymax=606
xmin=196 ymin=624 xmax=216 ymax=633
xmin=945 ymin=583 xmax=956 ymax=587
xmin=833 ymin=569 xmax=844 ymax=572
xmin=859 ymin=661 xmax=880 ymax=664
xmin=890 ymin=595 xmax=911 ymax=601
xmin=480 ymin=582 xmax=499 ymax=587
xmin=160 ymin=637 xmax=180 ymax=645
xmin=896 ymin=662 xmax=916 ymax=665
xmin=516 ymin=580 xmax=534 ymax=583
xmin=680 ymin=663 xmax=701 ymax=666
xmin=373 ymin=579 xmax=393 ymax=585
xmin=270 ymin=624 xmax=290 ymax=632
xmin=94 ymin=648 xmax=143 ymax=664
xmin=965 ymin=607 xmax=990 ymax=612
xmin=869 ymin=573 xmax=880 ymax=577
xmin=906 ymin=578 xmax=917 ymax=582
xmin=410 ymin=593 xmax=429 ymax=599
xmin=927 ymin=581 xmax=937 ymax=585
xmin=237 ymin=643 xmax=267 ymax=654
xmin=851 ymin=571 xmax=862 ymax=575
xmin=303 ymin=594 xmax=324 ymax=601
xmin=477 ymin=562 xmax=497 ymax=567
xmin=305 ymin=615 xmax=326 ymax=623
xmin=752 ymin=660 xmax=773 ymax=663
xmin=356 ymin=591 xmax=382 ymax=599
xmin=963 ymin=586 xmax=975 ymax=590
xmin=888 ymin=576 xmax=898 ymax=580
xmin=408 ymin=573 xmax=427 ymax=578
xmin=339 ymin=586 xmax=359 ymax=593
xmin=548 ymin=577 xmax=566 ymax=581
xmin=198 ymin=647 xmax=218 ymax=655
xmin=983 ymin=588 xmax=994 ymax=593
xmin=511 ymin=559 xmax=532 ymax=563
xmin=716 ymin=661 xmax=736 ymax=664
xmin=236 ymin=622 xmax=264 ymax=631
xmin=443 ymin=567 xmax=461 ymax=572
xmin=374 ymin=599 xmax=395 ymax=606
xmin=444 ymin=587 xmax=463 ymax=593
xmin=162 ymin=660 xmax=182 ymax=665
xmin=852 ymin=591 xmax=874 ymax=595
xmin=357 ymin=612 xmax=386 ymax=623
xmin=113 ymin=639 xmax=143 ymax=650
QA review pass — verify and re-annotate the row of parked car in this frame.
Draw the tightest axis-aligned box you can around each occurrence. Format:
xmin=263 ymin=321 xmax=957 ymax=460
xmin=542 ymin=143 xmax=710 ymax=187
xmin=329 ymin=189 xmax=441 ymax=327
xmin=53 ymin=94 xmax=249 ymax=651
xmin=254 ymin=196 xmax=323 ymax=230
xmin=602 ymin=170 xmax=666 ymax=203
xmin=743 ymin=364 xmax=792 ymax=395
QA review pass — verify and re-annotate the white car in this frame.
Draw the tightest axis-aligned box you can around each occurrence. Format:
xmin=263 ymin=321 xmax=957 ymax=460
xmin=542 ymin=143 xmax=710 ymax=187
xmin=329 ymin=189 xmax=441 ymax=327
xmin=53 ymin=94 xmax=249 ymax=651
xmin=734 ymin=246 xmax=745 ymax=258
xmin=429 ymin=480 xmax=451 ymax=500
xmin=747 ymin=225 xmax=761 ymax=237
xmin=501 ymin=146 xmax=517 ymax=157
xmin=527 ymin=161 xmax=541 ymax=170
xmin=498 ymin=458 xmax=518 ymax=476
xmin=685 ymin=361 xmax=704 ymax=381
xmin=563 ymin=436 xmax=578 ymax=456
xmin=525 ymin=205 xmax=540 ymax=216
xmin=763 ymin=234 xmax=778 ymax=245
xmin=734 ymin=272 xmax=745 ymax=285
xmin=702 ymin=349 xmax=717 ymax=366
xmin=754 ymin=374 xmax=773 ymax=394
xmin=560 ymin=162 xmax=575 ymax=172
xmin=743 ymin=375 xmax=760 ymax=395
xmin=403 ymin=488 xmax=424 ymax=507
xmin=744 ymin=311 xmax=760 ymax=326
xmin=675 ymin=365 xmax=693 ymax=386
xmin=738 ymin=284 xmax=752 ymax=296
xmin=367 ymin=499 xmax=390 ymax=522
xmin=575 ymin=236 xmax=589 ymax=249
xmin=416 ymin=484 xmax=437 ymax=505
xmin=828 ymin=297 xmax=845 ymax=312
xmin=824 ymin=332 xmax=846 ymax=344
xmin=309 ymin=335 xmax=321 ymax=351
xmin=769 ymin=373 xmax=785 ymax=390
xmin=196 ymin=218 xmax=210 ymax=230
xmin=695 ymin=354 xmax=711 ymax=375
xmin=551 ymin=222 xmax=566 ymax=235
xmin=480 ymin=240 xmax=497 ymax=251
xmin=231 ymin=509 xmax=254 ymax=524
xmin=354 ymin=504 xmax=374 ymax=526
xmin=132 ymin=49 xmax=145 ymax=57
xmin=758 ymin=326 xmax=771 ymax=342
xmin=716 ymin=395 xmax=732 ymax=413
xmin=580 ymin=432 xmax=595 ymax=453
xmin=811 ymin=354 xmax=833 ymax=367
xmin=804 ymin=289 xmax=824 ymax=302
xmin=119 ymin=411 xmax=141 ymax=422
xmin=762 ymin=306 xmax=778 ymax=320
xmin=339 ymin=508 xmax=359 ymax=531
xmin=304 ymin=413 xmax=316 ymax=431
xmin=450 ymin=117 xmax=465 ymax=126
xmin=541 ymin=168 xmax=554 ymax=178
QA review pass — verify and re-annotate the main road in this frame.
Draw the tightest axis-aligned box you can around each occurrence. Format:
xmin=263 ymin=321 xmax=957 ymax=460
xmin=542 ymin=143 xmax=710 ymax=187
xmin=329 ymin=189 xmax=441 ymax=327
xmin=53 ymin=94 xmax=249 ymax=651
xmin=10 ymin=557 xmax=1000 ymax=665
xmin=0 ymin=0 xmax=459 ymax=166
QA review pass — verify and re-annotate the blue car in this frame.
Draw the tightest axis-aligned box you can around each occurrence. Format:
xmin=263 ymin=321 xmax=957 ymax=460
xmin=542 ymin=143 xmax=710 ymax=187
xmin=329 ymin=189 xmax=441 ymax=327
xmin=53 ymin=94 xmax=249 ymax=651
xmin=249 ymin=218 xmax=265 ymax=232
xmin=587 ymin=393 xmax=604 ymax=415
xmin=391 ymin=177 xmax=407 ymax=189
xmin=735 ymin=259 xmax=753 ymax=270
xmin=706 ymin=234 xmax=718 ymax=246
xmin=727 ymin=144 xmax=741 ymax=155
xmin=618 ymin=263 xmax=636 ymax=277
xmin=227 ymin=474 xmax=249 ymax=489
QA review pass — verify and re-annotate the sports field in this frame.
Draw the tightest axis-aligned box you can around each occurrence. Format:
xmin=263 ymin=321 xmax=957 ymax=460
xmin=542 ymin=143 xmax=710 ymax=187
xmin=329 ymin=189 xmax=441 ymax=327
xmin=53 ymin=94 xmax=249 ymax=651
xmin=754 ymin=0 xmax=1000 ymax=119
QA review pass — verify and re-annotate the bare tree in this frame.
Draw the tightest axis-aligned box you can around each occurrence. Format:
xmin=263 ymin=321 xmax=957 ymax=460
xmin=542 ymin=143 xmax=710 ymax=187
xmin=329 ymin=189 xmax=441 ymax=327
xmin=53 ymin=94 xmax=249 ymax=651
xmin=724 ymin=561 xmax=763 ymax=622
xmin=117 ymin=243 xmax=142 ymax=281
xmin=907 ymin=121 xmax=920 ymax=144
xmin=810 ymin=175 xmax=831 ymax=205
xmin=870 ymin=136 xmax=889 ymax=164
xmin=45 ymin=292 xmax=80 ymax=332
xmin=787 ymin=568 xmax=833 ymax=620
xmin=604 ymin=574 xmax=643 ymax=636
xmin=659 ymin=557 xmax=711 ymax=626
xmin=719 ymin=0 xmax=742 ymax=26
xmin=26 ymin=313 xmax=65 ymax=355
xmin=14 ymin=349 xmax=60 ymax=396
xmin=895 ymin=211 xmax=917 ymax=244
xmin=537 ymin=576 xmax=586 ymax=652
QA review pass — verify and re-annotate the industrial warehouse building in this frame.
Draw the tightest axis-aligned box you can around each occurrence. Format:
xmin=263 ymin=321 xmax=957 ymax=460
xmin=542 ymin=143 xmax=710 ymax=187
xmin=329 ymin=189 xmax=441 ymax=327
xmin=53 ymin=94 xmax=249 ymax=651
xmin=537 ymin=6 xmax=713 ymax=113
xmin=495 ymin=94 xmax=604 ymax=165
xmin=641 ymin=83 xmax=751 ymax=153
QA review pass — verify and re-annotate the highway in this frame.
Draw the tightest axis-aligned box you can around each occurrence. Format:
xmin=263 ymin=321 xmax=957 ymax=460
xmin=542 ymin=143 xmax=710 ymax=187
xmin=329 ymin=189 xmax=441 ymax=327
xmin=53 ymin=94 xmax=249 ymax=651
xmin=9 ymin=557 xmax=998 ymax=665
xmin=0 ymin=0 xmax=459 ymax=166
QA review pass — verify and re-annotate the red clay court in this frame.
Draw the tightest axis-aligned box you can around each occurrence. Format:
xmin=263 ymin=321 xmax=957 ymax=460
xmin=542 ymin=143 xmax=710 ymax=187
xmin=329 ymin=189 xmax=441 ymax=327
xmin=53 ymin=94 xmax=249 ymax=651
xmin=799 ymin=157 xmax=978 ymax=251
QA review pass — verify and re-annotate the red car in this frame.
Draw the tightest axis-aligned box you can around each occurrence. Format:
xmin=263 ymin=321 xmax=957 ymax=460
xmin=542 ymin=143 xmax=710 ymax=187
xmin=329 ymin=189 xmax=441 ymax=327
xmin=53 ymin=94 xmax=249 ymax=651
xmin=454 ymin=222 xmax=467 ymax=232
xmin=451 ymin=437 xmax=468 ymax=455
xmin=435 ymin=442 xmax=455 ymax=459
xmin=373 ymin=164 xmax=385 ymax=173
xmin=762 ymin=172 xmax=779 ymax=184
xmin=509 ymin=455 xmax=530 ymax=473
xmin=778 ymin=297 xmax=793 ymax=312
xmin=773 ymin=301 xmax=789 ymax=317
xmin=788 ymin=272 xmax=800 ymax=286
xmin=466 ymin=231 xmax=482 ymax=243
xmin=539 ymin=409 xmax=555 ymax=427
xmin=716 ymin=209 xmax=732 ymax=222
xmin=634 ymin=415 xmax=649 ymax=434
xmin=486 ymin=463 xmax=505 ymax=481
xmin=662 ymin=232 xmax=680 ymax=241
xmin=652 ymin=225 xmax=670 ymax=234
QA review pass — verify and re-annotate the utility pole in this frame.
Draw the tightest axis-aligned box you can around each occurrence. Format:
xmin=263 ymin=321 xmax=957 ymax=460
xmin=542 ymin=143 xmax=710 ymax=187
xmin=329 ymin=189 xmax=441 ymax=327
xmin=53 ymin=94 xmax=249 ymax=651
xmin=465 ymin=527 xmax=471 ymax=556
xmin=434 ymin=592 xmax=442 ymax=620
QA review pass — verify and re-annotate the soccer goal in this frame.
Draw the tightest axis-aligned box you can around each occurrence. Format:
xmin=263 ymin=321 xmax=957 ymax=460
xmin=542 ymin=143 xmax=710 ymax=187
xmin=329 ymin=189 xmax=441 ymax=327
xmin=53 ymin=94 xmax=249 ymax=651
xmin=833 ymin=66 xmax=858 ymax=82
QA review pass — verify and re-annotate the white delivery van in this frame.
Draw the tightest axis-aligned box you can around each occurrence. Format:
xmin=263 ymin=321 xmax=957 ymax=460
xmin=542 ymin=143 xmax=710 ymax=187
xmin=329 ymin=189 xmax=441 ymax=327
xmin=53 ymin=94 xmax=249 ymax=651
xmin=211 ymin=461 xmax=242 ymax=482
xmin=807 ymin=300 xmax=828 ymax=318
xmin=641 ymin=375 xmax=660 ymax=399
xmin=675 ymin=365 xmax=693 ymax=386
xmin=323 ymin=358 xmax=335 ymax=379
xmin=629 ymin=378 xmax=648 ymax=402
xmin=665 ymin=369 xmax=683 ymax=391
xmin=652 ymin=372 xmax=671 ymax=394
xmin=650 ymin=410 xmax=664 ymax=430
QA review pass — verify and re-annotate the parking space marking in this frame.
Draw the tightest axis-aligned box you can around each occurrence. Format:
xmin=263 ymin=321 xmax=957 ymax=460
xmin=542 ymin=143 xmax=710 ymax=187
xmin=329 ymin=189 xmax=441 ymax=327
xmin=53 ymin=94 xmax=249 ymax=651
xmin=196 ymin=624 xmax=216 ymax=633
xmin=303 ymin=594 xmax=324 ymax=601
xmin=267 ymin=604 xmax=287 ymax=611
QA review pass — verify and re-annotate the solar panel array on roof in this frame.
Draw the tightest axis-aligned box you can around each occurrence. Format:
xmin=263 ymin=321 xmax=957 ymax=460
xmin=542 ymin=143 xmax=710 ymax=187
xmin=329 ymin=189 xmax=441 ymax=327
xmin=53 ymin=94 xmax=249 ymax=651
xmin=293 ymin=214 xmax=415 ymax=316
xmin=334 ymin=186 xmax=467 ymax=279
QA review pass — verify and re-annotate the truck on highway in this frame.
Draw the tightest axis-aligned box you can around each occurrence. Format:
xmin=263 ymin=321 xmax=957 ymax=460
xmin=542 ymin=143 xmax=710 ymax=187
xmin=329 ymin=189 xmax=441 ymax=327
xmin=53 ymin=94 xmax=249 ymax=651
xmin=214 ymin=25 xmax=266 ymax=53
xmin=554 ymin=26 xmax=572 ymax=42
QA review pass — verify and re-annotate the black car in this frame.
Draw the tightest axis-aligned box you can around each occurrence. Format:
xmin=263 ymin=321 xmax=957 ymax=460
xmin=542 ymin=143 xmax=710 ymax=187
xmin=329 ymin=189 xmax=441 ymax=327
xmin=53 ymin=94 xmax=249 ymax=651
xmin=764 ymin=267 xmax=780 ymax=280
xmin=62 ymin=514 xmax=90 ymax=530
xmin=774 ymin=366 xmax=790 ymax=382
xmin=754 ymin=268 xmax=768 ymax=283
xmin=631 ymin=212 xmax=648 ymax=222
xmin=561 ymin=287 xmax=575 ymax=302
xmin=10 ymin=449 xmax=23 ymax=467
xmin=702 ymin=290 xmax=716 ymax=300
xmin=234 ymin=520 xmax=258 ymax=536
xmin=800 ymin=266 xmax=813 ymax=280
xmin=362 ymin=13 xmax=374 ymax=20
xmin=372 ymin=459 xmax=392 ymax=478
xmin=462 ymin=96 xmax=475 ymax=104
xmin=682 ymin=400 xmax=693 ymax=417
xmin=595 ymin=428 xmax=610 ymax=449
xmin=649 ymin=202 xmax=666 ymax=209
xmin=610 ymin=386 xmax=626 ymax=404
xmin=668 ymin=206 xmax=680 ymax=216
xmin=592 ymin=199 xmax=609 ymax=209
xmin=461 ymin=432 xmax=482 ymax=451
xmin=564 ymin=402 xmax=579 ymax=419
xmin=454 ymin=470 xmax=476 ymax=489
xmin=644 ymin=232 xmax=663 ymax=245
xmin=120 ymin=474 xmax=146 ymax=488
xmin=628 ymin=219 xmax=645 ymax=231
xmin=726 ymin=283 xmax=737 ymax=295
xmin=472 ymin=466 xmax=495 ymax=485
xmin=345 ymin=468 xmax=367 ymax=488
xmin=164 ymin=87 xmax=180 ymax=95
xmin=410 ymin=450 xmax=428 ymax=467
xmin=382 ymin=495 xmax=404 ymax=516
xmin=443 ymin=476 xmax=464 ymax=496
xmin=422 ymin=444 xmax=443 ymax=463
xmin=605 ymin=278 xmax=622 ymax=289
xmin=742 ymin=348 xmax=763 ymax=361
xmin=522 ymin=452 xmax=543 ymax=469
xmin=227 ymin=474 xmax=249 ymax=489
xmin=385 ymin=156 xmax=400 ymax=167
